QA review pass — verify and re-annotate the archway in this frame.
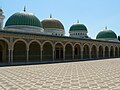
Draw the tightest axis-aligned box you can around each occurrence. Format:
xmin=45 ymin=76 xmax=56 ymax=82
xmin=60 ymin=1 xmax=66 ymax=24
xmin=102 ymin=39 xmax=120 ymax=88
xmin=0 ymin=40 xmax=8 ymax=63
xmin=29 ymin=42 xmax=41 ymax=62
xmin=110 ymin=46 xmax=114 ymax=57
xmin=99 ymin=46 xmax=103 ymax=58
xmin=105 ymin=46 xmax=109 ymax=58
xmin=65 ymin=43 xmax=73 ymax=60
xmin=43 ymin=42 xmax=53 ymax=61
xmin=55 ymin=43 xmax=63 ymax=61
xmin=74 ymin=44 xmax=81 ymax=59
xmin=91 ymin=45 xmax=97 ymax=59
xmin=83 ymin=44 xmax=89 ymax=59
xmin=115 ymin=47 xmax=118 ymax=57
xmin=13 ymin=41 xmax=27 ymax=62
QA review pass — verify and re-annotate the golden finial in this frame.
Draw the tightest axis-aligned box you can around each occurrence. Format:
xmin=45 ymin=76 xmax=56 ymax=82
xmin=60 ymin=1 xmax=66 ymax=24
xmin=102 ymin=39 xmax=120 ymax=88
xmin=105 ymin=26 xmax=107 ymax=30
xmin=24 ymin=6 xmax=26 ymax=12
xmin=77 ymin=20 xmax=79 ymax=23
xmin=50 ymin=14 xmax=52 ymax=18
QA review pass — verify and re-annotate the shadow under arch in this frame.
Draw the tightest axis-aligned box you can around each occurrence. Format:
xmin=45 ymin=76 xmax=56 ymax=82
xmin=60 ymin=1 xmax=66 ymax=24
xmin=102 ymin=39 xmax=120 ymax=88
xmin=0 ymin=39 xmax=9 ymax=63
xmin=74 ymin=43 xmax=81 ymax=59
xmin=65 ymin=42 xmax=73 ymax=60
xmin=42 ymin=41 xmax=53 ymax=61
xmin=110 ymin=46 xmax=114 ymax=58
xmin=105 ymin=46 xmax=109 ymax=58
xmin=83 ymin=44 xmax=90 ymax=59
xmin=115 ymin=47 xmax=118 ymax=57
xmin=29 ymin=41 xmax=41 ymax=62
xmin=54 ymin=42 xmax=64 ymax=61
xmin=13 ymin=40 xmax=27 ymax=63
xmin=98 ymin=45 xmax=103 ymax=58
xmin=91 ymin=45 xmax=97 ymax=59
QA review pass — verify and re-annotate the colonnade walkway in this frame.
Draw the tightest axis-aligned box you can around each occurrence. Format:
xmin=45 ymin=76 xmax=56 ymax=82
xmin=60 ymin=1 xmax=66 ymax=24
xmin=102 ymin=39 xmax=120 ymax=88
xmin=0 ymin=58 xmax=120 ymax=90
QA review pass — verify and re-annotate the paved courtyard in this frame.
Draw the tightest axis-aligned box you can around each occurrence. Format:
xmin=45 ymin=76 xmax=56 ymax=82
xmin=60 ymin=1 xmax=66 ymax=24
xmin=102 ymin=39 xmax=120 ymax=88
xmin=0 ymin=58 xmax=120 ymax=90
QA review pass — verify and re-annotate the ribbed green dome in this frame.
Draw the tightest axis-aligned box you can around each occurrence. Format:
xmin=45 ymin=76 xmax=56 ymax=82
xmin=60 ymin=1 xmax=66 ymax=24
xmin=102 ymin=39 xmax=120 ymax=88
xmin=69 ymin=23 xmax=87 ymax=31
xmin=96 ymin=30 xmax=117 ymax=39
xmin=41 ymin=18 xmax=64 ymax=30
xmin=5 ymin=12 xmax=42 ymax=27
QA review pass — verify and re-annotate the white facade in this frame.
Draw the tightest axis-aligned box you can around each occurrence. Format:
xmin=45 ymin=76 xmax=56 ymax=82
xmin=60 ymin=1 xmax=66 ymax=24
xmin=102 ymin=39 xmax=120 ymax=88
xmin=97 ymin=38 xmax=119 ymax=42
xmin=4 ymin=25 xmax=44 ymax=34
xmin=69 ymin=30 xmax=88 ymax=38
xmin=44 ymin=28 xmax=65 ymax=36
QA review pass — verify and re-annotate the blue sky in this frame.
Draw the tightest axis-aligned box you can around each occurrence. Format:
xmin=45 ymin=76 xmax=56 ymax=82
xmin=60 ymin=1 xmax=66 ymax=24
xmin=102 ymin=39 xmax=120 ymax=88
xmin=0 ymin=0 xmax=120 ymax=38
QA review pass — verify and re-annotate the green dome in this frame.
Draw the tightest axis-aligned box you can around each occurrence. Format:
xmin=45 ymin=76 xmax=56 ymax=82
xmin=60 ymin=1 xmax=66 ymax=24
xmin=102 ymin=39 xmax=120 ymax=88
xmin=41 ymin=18 xmax=64 ymax=30
xmin=69 ymin=23 xmax=87 ymax=32
xmin=96 ymin=30 xmax=117 ymax=39
xmin=5 ymin=12 xmax=42 ymax=27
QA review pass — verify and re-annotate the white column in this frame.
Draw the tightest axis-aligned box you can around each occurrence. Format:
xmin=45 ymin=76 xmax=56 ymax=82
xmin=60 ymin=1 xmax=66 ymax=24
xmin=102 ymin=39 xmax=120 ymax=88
xmin=114 ymin=51 xmax=116 ymax=57
xmin=72 ymin=47 xmax=74 ymax=60
xmin=108 ymin=49 xmax=110 ymax=58
xmin=113 ymin=48 xmax=115 ymax=57
xmin=27 ymin=49 xmax=29 ymax=63
xmin=8 ymin=49 xmax=11 ymax=63
xmin=89 ymin=48 xmax=91 ymax=59
xmin=11 ymin=49 xmax=13 ymax=63
xmin=81 ymin=48 xmax=83 ymax=59
xmin=53 ymin=48 xmax=55 ymax=61
xmin=41 ymin=48 xmax=43 ymax=61
xmin=63 ymin=46 xmax=65 ymax=61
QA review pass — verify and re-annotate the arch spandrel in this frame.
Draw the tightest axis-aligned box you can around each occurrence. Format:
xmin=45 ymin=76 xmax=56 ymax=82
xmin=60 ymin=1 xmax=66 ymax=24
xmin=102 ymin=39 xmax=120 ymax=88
xmin=12 ymin=39 xmax=28 ymax=50
xmin=73 ymin=43 xmax=82 ymax=47
xmin=54 ymin=42 xmax=64 ymax=47
xmin=0 ymin=38 xmax=10 ymax=49
xmin=65 ymin=42 xmax=73 ymax=47
xmin=28 ymin=40 xmax=41 ymax=48
xmin=42 ymin=41 xmax=54 ymax=49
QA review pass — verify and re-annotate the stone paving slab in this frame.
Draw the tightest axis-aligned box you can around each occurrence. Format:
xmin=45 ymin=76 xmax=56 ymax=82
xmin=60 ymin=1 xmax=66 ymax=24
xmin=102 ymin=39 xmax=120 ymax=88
xmin=0 ymin=58 xmax=120 ymax=90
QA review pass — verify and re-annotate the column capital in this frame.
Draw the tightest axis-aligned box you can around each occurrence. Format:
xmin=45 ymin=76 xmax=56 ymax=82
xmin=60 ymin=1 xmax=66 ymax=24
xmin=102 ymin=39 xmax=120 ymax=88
xmin=53 ymin=48 xmax=55 ymax=51
xmin=11 ymin=49 xmax=14 ymax=51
